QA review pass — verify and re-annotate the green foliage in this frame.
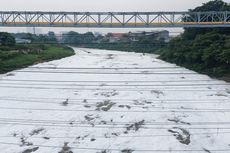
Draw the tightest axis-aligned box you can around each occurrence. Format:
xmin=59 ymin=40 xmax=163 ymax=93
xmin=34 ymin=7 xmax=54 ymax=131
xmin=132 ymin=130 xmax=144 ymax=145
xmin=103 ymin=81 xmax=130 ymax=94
xmin=0 ymin=32 xmax=15 ymax=46
xmin=160 ymin=32 xmax=230 ymax=78
xmin=191 ymin=0 xmax=229 ymax=12
xmin=159 ymin=0 xmax=230 ymax=79
xmin=62 ymin=30 xmax=167 ymax=54
xmin=82 ymin=41 xmax=166 ymax=54
xmin=13 ymin=32 xmax=58 ymax=43
xmin=62 ymin=31 xmax=96 ymax=44
xmin=184 ymin=0 xmax=230 ymax=39
xmin=0 ymin=44 xmax=74 ymax=74
xmin=76 ymin=32 xmax=167 ymax=53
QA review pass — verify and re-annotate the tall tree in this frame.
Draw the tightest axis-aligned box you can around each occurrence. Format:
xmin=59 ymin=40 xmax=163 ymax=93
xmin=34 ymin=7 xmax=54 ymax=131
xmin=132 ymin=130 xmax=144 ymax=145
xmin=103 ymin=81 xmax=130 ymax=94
xmin=0 ymin=32 xmax=15 ymax=46
xmin=183 ymin=0 xmax=230 ymax=39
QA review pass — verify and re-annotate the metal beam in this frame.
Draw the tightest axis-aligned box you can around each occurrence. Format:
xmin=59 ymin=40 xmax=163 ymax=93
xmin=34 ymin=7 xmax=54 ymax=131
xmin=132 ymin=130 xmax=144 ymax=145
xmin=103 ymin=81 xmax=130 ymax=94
xmin=0 ymin=11 xmax=230 ymax=28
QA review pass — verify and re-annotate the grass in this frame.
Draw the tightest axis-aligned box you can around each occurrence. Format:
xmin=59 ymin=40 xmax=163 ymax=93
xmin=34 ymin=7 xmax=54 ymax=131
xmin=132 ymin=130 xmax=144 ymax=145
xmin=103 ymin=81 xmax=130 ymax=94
xmin=0 ymin=44 xmax=75 ymax=74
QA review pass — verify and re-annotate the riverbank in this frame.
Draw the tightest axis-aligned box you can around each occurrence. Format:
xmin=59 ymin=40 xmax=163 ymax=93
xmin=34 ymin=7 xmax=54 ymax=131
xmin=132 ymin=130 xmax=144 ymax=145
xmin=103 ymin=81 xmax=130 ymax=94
xmin=80 ymin=42 xmax=165 ymax=54
xmin=79 ymin=44 xmax=229 ymax=82
xmin=0 ymin=44 xmax=75 ymax=74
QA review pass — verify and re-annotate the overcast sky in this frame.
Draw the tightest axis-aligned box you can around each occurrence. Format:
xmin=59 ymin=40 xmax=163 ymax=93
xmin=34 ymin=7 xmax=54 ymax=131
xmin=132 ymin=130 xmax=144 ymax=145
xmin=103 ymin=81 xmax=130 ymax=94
xmin=0 ymin=0 xmax=216 ymax=11
xmin=0 ymin=0 xmax=229 ymax=34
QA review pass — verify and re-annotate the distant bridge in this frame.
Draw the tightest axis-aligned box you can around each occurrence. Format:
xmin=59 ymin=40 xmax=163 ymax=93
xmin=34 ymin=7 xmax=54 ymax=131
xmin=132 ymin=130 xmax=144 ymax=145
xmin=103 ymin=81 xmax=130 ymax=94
xmin=0 ymin=11 xmax=230 ymax=28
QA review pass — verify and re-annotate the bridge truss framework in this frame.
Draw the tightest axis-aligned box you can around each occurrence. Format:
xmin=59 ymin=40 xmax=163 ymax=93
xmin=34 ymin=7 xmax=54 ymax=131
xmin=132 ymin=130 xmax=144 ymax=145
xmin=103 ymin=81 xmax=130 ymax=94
xmin=0 ymin=11 xmax=230 ymax=28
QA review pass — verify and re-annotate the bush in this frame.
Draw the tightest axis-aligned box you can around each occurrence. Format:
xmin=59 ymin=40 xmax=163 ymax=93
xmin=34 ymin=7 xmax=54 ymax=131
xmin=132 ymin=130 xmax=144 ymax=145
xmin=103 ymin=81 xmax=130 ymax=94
xmin=0 ymin=44 xmax=74 ymax=74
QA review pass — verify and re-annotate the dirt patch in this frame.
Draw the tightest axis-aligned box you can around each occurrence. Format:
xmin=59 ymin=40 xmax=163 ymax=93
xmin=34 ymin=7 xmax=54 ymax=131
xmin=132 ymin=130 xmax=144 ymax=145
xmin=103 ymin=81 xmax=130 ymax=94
xmin=12 ymin=132 xmax=18 ymax=137
xmin=104 ymin=132 xmax=120 ymax=138
xmin=22 ymin=147 xmax=39 ymax=153
xmin=168 ymin=127 xmax=191 ymax=145
xmin=106 ymin=54 xmax=114 ymax=60
xmin=83 ymin=99 xmax=88 ymax=103
xmin=6 ymin=73 xmax=15 ymax=76
xmin=30 ymin=128 xmax=45 ymax=136
xmin=43 ymin=136 xmax=50 ymax=140
xmin=96 ymin=100 xmax=116 ymax=111
xmin=75 ymin=134 xmax=90 ymax=142
xmin=100 ymin=83 xmax=107 ymax=86
xmin=125 ymin=120 xmax=145 ymax=134
xmin=98 ymin=150 xmax=110 ymax=153
xmin=144 ymin=100 xmax=153 ymax=104
xmin=133 ymin=100 xmax=144 ymax=105
xmin=121 ymin=149 xmax=134 ymax=153
xmin=84 ymin=114 xmax=100 ymax=126
xmin=84 ymin=104 xmax=91 ymax=108
xmin=203 ymin=148 xmax=211 ymax=153
xmin=111 ymin=132 xmax=120 ymax=136
xmin=133 ymin=100 xmax=152 ymax=106
xmin=118 ymin=105 xmax=131 ymax=109
xmin=168 ymin=118 xmax=191 ymax=125
xmin=151 ymin=90 xmax=164 ymax=98
xmin=69 ymin=120 xmax=75 ymax=125
xmin=95 ymin=90 xmax=118 ymax=97
xmin=61 ymin=99 xmax=69 ymax=106
xmin=58 ymin=142 xmax=73 ymax=153
xmin=209 ymin=93 xmax=228 ymax=97
xmin=99 ymin=120 xmax=107 ymax=124
xmin=84 ymin=114 xmax=97 ymax=121
xmin=90 ymin=138 xmax=96 ymax=141
xmin=20 ymin=137 xmax=33 ymax=146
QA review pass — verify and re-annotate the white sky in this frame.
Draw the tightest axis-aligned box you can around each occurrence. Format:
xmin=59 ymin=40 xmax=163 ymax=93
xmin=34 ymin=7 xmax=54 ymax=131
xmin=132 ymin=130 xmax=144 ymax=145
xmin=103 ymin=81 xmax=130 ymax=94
xmin=0 ymin=0 xmax=229 ymax=34
xmin=0 ymin=0 xmax=215 ymax=11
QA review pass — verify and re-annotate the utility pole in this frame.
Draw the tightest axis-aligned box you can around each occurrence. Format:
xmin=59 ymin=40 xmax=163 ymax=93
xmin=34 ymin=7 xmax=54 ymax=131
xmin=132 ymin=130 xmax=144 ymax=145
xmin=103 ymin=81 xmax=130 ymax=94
xmin=33 ymin=26 xmax=36 ymax=35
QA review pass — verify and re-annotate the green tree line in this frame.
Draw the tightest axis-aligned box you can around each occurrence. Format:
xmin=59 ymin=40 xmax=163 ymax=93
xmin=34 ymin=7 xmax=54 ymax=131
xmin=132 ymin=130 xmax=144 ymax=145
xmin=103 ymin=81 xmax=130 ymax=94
xmin=159 ymin=0 xmax=230 ymax=79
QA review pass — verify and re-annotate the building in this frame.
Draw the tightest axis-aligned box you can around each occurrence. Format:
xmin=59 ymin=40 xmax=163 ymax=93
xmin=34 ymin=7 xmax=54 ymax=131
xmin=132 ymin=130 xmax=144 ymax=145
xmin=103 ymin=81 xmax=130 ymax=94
xmin=106 ymin=33 xmax=125 ymax=43
xmin=152 ymin=30 xmax=170 ymax=42
xmin=103 ymin=30 xmax=169 ymax=43
xmin=15 ymin=38 xmax=31 ymax=44
xmin=128 ymin=30 xmax=170 ymax=42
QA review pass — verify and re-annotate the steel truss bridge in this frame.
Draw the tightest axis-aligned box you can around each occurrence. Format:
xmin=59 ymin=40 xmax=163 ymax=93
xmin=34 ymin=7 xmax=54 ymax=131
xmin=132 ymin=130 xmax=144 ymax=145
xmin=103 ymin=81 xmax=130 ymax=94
xmin=0 ymin=11 xmax=230 ymax=28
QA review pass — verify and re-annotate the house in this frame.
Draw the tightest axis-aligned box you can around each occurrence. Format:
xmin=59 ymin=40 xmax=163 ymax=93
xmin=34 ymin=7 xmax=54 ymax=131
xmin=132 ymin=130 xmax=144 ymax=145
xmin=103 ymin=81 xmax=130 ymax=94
xmin=127 ymin=30 xmax=170 ymax=42
xmin=103 ymin=30 xmax=170 ymax=43
xmin=151 ymin=30 xmax=170 ymax=42
xmin=106 ymin=33 xmax=124 ymax=43
xmin=127 ymin=32 xmax=142 ymax=42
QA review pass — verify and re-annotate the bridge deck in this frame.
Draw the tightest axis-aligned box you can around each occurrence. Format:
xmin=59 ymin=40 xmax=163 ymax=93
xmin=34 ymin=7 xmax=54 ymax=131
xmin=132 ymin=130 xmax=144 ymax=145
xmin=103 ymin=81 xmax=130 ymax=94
xmin=1 ymin=11 xmax=230 ymax=28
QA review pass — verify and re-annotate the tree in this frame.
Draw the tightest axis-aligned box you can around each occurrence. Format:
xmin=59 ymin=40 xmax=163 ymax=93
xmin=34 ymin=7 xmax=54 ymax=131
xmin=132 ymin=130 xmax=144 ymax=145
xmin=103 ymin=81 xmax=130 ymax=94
xmin=159 ymin=1 xmax=230 ymax=78
xmin=61 ymin=31 xmax=96 ymax=44
xmin=48 ymin=31 xmax=57 ymax=42
xmin=0 ymin=32 xmax=15 ymax=46
xmin=183 ymin=0 xmax=230 ymax=39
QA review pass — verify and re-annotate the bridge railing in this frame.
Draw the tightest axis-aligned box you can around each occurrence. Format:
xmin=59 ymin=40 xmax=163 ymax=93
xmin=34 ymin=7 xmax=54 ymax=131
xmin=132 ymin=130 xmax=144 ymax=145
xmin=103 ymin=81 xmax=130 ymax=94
xmin=0 ymin=11 xmax=230 ymax=28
